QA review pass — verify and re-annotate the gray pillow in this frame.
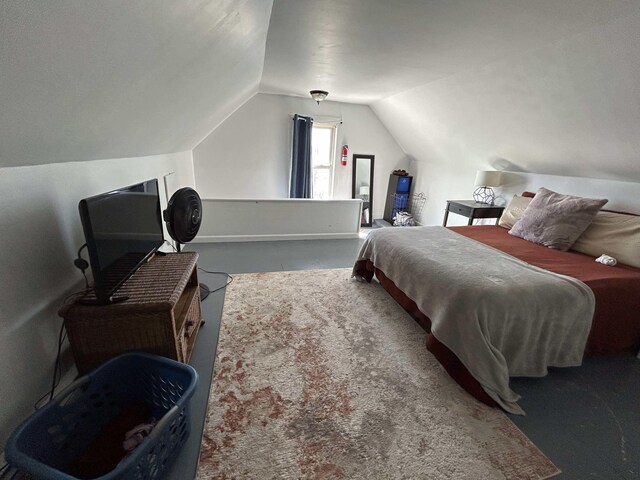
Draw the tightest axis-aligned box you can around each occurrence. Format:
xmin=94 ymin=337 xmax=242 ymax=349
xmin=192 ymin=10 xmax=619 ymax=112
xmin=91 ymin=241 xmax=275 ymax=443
xmin=509 ymin=187 xmax=608 ymax=251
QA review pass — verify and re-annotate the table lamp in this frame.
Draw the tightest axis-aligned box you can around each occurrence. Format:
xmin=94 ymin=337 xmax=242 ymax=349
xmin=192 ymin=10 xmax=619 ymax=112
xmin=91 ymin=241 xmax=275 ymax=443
xmin=473 ymin=170 xmax=502 ymax=204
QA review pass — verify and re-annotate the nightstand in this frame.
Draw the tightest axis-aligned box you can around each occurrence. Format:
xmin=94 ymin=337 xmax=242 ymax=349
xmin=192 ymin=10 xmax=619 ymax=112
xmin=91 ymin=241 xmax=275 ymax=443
xmin=443 ymin=200 xmax=505 ymax=226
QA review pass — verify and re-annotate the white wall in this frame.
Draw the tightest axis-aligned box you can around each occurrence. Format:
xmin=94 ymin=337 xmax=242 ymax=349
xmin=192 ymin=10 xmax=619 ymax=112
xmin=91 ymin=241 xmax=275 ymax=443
xmin=496 ymin=171 xmax=640 ymax=214
xmin=373 ymin=9 xmax=640 ymax=226
xmin=408 ymin=159 xmax=640 ymax=226
xmin=193 ymin=93 xmax=409 ymax=220
xmin=0 ymin=152 xmax=194 ymax=448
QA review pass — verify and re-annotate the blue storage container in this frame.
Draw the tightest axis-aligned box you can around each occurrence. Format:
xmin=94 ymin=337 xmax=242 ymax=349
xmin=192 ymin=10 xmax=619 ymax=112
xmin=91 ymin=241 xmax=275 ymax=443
xmin=5 ymin=352 xmax=198 ymax=480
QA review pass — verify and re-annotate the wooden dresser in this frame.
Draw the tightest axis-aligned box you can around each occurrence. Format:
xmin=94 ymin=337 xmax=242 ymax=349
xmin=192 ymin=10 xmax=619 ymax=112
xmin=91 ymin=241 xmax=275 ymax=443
xmin=59 ymin=252 xmax=202 ymax=374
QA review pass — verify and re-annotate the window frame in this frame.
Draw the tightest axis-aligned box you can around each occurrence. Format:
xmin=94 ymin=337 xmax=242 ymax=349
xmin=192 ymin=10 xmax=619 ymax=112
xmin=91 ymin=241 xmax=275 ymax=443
xmin=311 ymin=122 xmax=337 ymax=199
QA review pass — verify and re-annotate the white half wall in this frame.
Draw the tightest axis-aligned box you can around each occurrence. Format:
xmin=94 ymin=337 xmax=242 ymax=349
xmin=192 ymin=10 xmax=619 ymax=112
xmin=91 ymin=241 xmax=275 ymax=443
xmin=0 ymin=151 xmax=194 ymax=448
xmin=193 ymin=93 xmax=409 ymax=220
xmin=195 ymin=198 xmax=362 ymax=242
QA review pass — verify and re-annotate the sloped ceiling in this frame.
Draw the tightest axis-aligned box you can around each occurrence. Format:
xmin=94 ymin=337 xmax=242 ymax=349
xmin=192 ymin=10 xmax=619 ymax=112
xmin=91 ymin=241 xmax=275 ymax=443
xmin=261 ymin=0 xmax=637 ymax=104
xmin=261 ymin=0 xmax=640 ymax=183
xmin=372 ymin=6 xmax=640 ymax=183
xmin=0 ymin=0 xmax=272 ymax=168
xmin=3 ymin=0 xmax=640 ymax=183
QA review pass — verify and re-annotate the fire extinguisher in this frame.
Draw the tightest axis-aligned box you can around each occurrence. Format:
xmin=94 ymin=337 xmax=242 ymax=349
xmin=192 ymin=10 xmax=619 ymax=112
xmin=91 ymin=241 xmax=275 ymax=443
xmin=341 ymin=145 xmax=348 ymax=166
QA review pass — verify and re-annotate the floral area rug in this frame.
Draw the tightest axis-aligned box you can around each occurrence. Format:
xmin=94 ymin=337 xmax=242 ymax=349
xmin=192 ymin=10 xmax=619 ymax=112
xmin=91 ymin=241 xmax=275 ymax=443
xmin=198 ymin=268 xmax=559 ymax=479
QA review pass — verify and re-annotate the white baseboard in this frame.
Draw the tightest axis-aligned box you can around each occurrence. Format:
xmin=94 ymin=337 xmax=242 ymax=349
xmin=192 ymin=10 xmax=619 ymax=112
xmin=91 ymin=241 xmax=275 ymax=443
xmin=193 ymin=232 xmax=361 ymax=243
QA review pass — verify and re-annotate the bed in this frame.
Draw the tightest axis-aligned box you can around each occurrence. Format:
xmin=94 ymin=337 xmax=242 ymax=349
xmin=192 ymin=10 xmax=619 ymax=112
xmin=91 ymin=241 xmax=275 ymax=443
xmin=353 ymin=191 xmax=640 ymax=414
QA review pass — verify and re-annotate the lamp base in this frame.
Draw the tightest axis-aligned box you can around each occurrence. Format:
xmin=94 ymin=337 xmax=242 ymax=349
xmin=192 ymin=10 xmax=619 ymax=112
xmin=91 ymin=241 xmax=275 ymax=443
xmin=473 ymin=187 xmax=495 ymax=205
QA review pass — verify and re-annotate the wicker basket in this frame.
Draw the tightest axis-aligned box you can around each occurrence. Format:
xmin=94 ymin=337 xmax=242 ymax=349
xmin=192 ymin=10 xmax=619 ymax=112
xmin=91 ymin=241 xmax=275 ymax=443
xmin=59 ymin=252 xmax=201 ymax=373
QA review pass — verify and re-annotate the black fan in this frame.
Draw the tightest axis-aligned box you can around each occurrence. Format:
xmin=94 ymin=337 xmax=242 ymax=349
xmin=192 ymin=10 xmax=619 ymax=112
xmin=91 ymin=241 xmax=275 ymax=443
xmin=163 ymin=188 xmax=210 ymax=300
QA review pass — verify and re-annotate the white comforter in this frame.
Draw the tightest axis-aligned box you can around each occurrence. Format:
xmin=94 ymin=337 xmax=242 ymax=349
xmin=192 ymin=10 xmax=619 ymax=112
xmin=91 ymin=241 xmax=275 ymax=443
xmin=354 ymin=226 xmax=595 ymax=414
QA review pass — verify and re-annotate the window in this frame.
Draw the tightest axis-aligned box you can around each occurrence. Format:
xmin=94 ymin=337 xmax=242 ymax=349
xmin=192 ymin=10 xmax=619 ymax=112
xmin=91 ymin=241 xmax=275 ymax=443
xmin=311 ymin=124 xmax=336 ymax=199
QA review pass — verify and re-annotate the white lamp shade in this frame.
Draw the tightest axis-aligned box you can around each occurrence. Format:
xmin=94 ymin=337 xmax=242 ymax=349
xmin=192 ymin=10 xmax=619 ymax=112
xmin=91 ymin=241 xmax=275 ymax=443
xmin=474 ymin=170 xmax=502 ymax=187
xmin=359 ymin=186 xmax=370 ymax=195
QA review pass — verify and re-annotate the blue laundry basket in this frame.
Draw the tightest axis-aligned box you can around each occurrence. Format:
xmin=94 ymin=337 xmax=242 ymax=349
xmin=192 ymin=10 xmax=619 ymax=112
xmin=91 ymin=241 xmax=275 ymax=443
xmin=5 ymin=352 xmax=198 ymax=480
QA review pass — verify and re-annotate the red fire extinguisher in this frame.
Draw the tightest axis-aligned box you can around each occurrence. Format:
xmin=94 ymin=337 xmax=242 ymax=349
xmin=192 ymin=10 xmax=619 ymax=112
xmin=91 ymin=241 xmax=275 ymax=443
xmin=341 ymin=145 xmax=348 ymax=166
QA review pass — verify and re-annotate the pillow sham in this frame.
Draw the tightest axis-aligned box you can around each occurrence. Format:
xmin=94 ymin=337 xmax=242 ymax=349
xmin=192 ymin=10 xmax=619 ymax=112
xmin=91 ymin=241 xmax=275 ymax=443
xmin=509 ymin=187 xmax=608 ymax=251
xmin=498 ymin=195 xmax=532 ymax=229
xmin=572 ymin=211 xmax=640 ymax=268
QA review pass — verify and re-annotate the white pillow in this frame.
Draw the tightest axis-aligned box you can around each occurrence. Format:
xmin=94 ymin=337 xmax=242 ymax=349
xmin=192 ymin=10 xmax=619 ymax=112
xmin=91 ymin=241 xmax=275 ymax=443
xmin=572 ymin=211 xmax=640 ymax=268
xmin=498 ymin=195 xmax=532 ymax=229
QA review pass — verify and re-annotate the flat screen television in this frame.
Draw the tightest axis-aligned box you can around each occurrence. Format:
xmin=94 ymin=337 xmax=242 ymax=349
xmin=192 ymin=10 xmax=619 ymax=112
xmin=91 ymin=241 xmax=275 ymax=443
xmin=79 ymin=179 xmax=164 ymax=304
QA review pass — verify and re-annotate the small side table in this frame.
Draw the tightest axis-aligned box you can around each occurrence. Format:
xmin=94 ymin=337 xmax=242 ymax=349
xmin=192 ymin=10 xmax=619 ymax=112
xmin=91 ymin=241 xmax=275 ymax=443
xmin=59 ymin=252 xmax=202 ymax=373
xmin=443 ymin=200 xmax=505 ymax=226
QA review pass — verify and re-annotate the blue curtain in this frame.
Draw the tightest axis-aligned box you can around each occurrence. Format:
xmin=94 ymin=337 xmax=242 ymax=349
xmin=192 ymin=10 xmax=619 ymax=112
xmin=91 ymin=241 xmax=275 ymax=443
xmin=289 ymin=114 xmax=313 ymax=198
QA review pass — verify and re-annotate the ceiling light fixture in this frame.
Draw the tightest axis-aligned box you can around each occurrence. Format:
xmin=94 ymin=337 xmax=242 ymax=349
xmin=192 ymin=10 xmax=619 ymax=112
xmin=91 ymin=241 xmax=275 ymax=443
xmin=310 ymin=90 xmax=328 ymax=104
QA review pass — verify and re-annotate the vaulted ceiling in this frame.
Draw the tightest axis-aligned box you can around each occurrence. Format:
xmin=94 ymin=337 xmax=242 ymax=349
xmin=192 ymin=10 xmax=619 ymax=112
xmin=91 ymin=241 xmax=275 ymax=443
xmin=3 ymin=0 xmax=640 ymax=181
xmin=261 ymin=0 xmax=637 ymax=104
